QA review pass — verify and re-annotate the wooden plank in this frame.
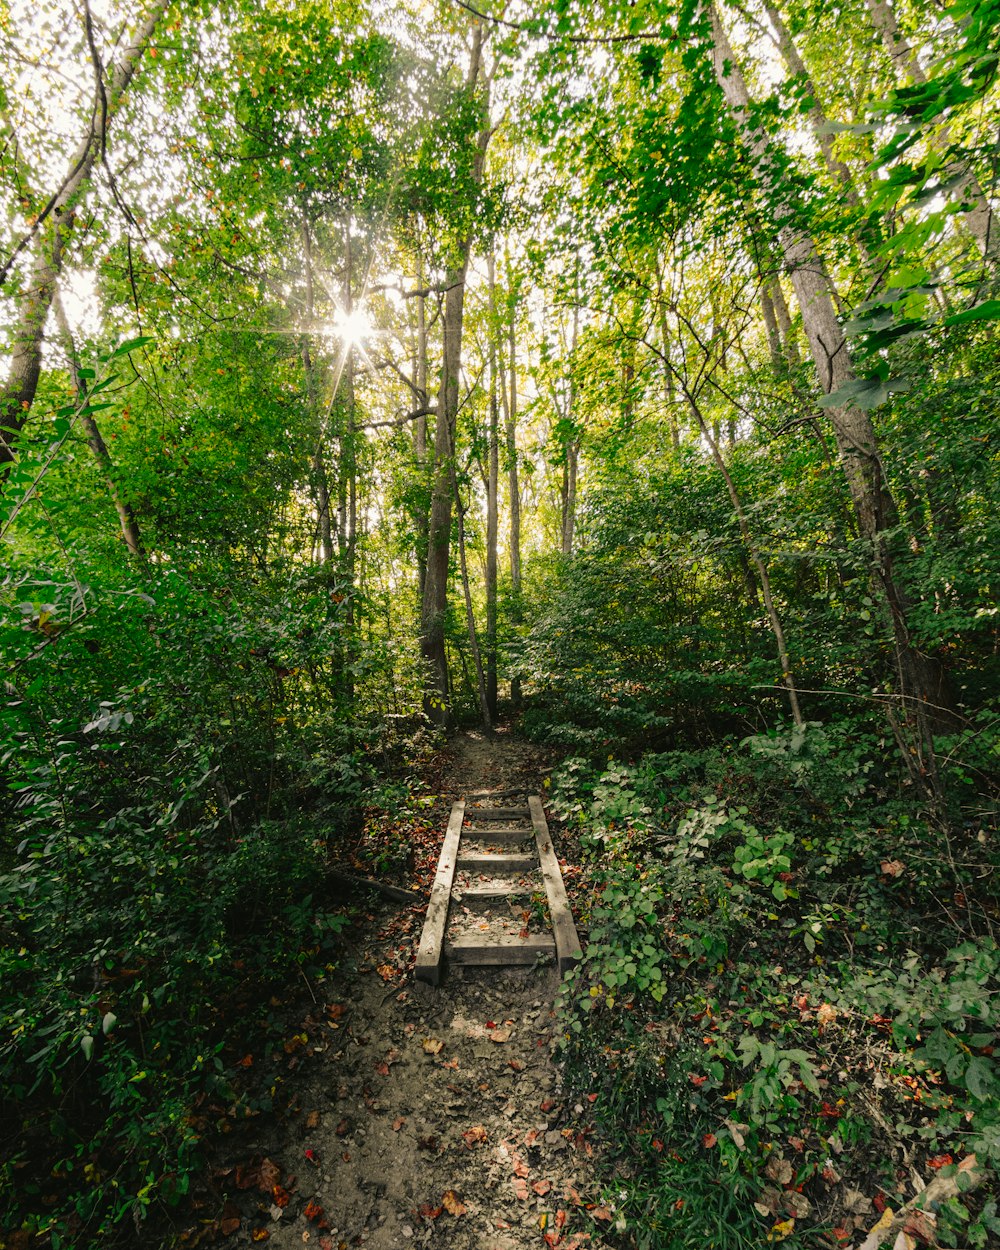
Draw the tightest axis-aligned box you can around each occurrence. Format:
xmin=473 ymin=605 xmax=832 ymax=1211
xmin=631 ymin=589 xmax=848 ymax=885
xmin=445 ymin=934 xmax=555 ymax=965
xmin=464 ymin=807 xmax=530 ymax=820
xmin=464 ymin=824 xmax=534 ymax=836
xmin=462 ymin=827 xmax=534 ymax=844
xmin=529 ymin=796 xmax=583 ymax=975
xmin=456 ymin=852 xmax=537 ymax=873
xmin=453 ymin=886 xmax=533 ymax=909
xmin=414 ymin=799 xmax=466 ymax=986
xmin=464 ymin=787 xmax=526 ymax=800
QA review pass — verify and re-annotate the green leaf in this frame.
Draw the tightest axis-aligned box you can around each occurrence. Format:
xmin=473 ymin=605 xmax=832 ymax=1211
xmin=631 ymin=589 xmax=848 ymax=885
xmin=109 ymin=335 xmax=154 ymax=359
xmin=102 ymin=1011 xmax=117 ymax=1035
xmin=81 ymin=1034 xmax=94 ymax=1061
xmin=943 ymin=299 xmax=1000 ymax=327
xmin=965 ymin=1056 xmax=996 ymax=1101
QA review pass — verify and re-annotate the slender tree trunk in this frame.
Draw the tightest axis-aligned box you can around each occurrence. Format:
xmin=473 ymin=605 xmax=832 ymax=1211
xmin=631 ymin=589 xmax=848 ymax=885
xmin=864 ymin=0 xmax=996 ymax=258
xmin=0 ymin=0 xmax=168 ymax=471
xmin=454 ymin=479 xmax=492 ymax=733
xmin=496 ymin=256 xmax=522 ymax=708
xmin=53 ymin=292 xmax=144 ymax=559
xmin=710 ymin=5 xmax=952 ymax=785
xmin=301 ymin=218 xmax=334 ymax=565
xmin=486 ymin=296 xmax=499 ymax=720
xmin=414 ymin=254 xmax=429 ymax=602
xmin=420 ymin=22 xmax=489 ymax=723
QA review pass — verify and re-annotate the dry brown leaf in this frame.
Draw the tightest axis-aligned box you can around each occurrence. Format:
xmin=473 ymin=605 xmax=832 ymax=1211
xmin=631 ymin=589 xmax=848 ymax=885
xmin=462 ymin=1125 xmax=488 ymax=1148
xmin=422 ymin=1038 xmax=444 ymax=1054
xmin=513 ymin=1178 xmax=531 ymax=1201
xmin=418 ymin=1203 xmax=443 ymax=1221
xmin=533 ymin=1179 xmax=552 ymax=1196
xmin=766 ymin=1156 xmax=793 ymax=1186
xmin=442 ymin=1190 xmax=466 ymax=1217
xmin=305 ymin=1111 xmax=320 ymax=1129
xmin=513 ymin=1154 xmax=530 ymax=1178
xmin=220 ymin=1216 xmax=240 ymax=1237
xmin=490 ymin=1027 xmax=513 ymax=1043
xmin=259 ymin=1158 xmax=282 ymax=1190
xmin=392 ymin=1117 xmax=406 ymax=1132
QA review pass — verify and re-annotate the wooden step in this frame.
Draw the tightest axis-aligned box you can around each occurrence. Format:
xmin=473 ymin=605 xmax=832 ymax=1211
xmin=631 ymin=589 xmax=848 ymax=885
xmin=414 ymin=799 xmax=466 ymax=986
xmin=457 ymin=852 xmax=537 ymax=873
xmin=465 ymin=807 xmax=530 ymax=820
xmin=462 ymin=827 xmax=534 ymax=844
xmin=453 ymin=886 xmax=534 ymax=909
xmin=465 ymin=787 xmax=526 ymax=800
xmin=445 ymin=934 xmax=556 ymax=966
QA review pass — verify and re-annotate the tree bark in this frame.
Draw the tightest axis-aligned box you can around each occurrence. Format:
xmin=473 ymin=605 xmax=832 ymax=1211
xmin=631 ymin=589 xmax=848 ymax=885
xmin=496 ymin=253 xmax=522 ymax=708
xmin=420 ymin=21 xmax=489 ymax=724
xmin=486 ymin=272 xmax=499 ymax=720
xmin=52 ymin=292 xmax=144 ymax=559
xmin=710 ymin=4 xmax=953 ymax=782
xmin=0 ymin=0 xmax=169 ymax=471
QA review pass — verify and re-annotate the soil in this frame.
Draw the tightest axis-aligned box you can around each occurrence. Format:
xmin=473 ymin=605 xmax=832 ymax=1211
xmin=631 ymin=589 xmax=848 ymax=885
xmin=209 ymin=730 xmax=613 ymax=1250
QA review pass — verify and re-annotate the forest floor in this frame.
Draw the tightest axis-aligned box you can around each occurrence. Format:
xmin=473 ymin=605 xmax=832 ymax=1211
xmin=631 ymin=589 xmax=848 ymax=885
xmin=196 ymin=730 xmax=612 ymax=1250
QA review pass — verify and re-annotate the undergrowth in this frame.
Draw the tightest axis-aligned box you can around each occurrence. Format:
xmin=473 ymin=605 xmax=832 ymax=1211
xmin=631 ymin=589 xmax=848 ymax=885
xmin=550 ymin=719 xmax=1000 ymax=1250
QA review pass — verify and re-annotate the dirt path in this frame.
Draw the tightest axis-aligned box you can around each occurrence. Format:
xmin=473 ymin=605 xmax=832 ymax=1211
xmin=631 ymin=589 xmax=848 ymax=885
xmin=219 ymin=731 xmax=611 ymax=1250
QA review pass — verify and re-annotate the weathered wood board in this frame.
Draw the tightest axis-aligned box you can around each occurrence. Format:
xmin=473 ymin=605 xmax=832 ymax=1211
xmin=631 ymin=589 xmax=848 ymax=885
xmin=529 ymin=795 xmax=583 ymax=975
xmin=414 ymin=799 xmax=466 ymax=986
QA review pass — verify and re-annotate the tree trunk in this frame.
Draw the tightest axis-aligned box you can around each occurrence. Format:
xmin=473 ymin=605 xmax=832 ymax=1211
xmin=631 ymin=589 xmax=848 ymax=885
xmin=496 ymin=254 xmax=522 ymax=708
xmin=301 ymin=219 xmax=334 ymax=565
xmin=486 ymin=284 xmax=499 ymax=720
xmin=420 ymin=21 xmax=489 ymax=724
xmin=455 ymin=478 xmax=492 ymax=733
xmin=710 ymin=5 xmax=953 ymax=784
xmin=53 ymin=292 xmax=144 ymax=559
xmin=0 ymin=1 xmax=168 ymax=471
xmin=864 ymin=0 xmax=996 ymax=259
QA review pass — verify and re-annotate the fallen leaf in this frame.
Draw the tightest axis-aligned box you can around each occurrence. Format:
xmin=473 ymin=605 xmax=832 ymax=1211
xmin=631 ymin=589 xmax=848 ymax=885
xmin=533 ymin=1179 xmax=552 ymax=1196
xmin=817 ymin=1003 xmax=838 ymax=1027
xmin=513 ymin=1155 xmax=530 ymax=1178
xmin=260 ymin=1159 xmax=282 ymax=1189
xmin=374 ymin=1062 xmax=390 ymax=1077
xmin=442 ymin=1190 xmax=466 ymax=1216
xmin=509 ymin=1059 xmax=525 ymax=1072
xmin=422 ymin=1038 xmax=444 ymax=1055
xmin=304 ymin=1148 xmax=318 ymax=1166
xmin=272 ymin=1186 xmax=291 ymax=1209
xmin=490 ymin=1027 xmax=513 ymax=1043
xmin=326 ymin=1004 xmax=346 ymax=1020
xmin=513 ymin=1178 xmax=531 ymax=1201
xmin=524 ymin=1129 xmax=540 ymax=1147
xmin=376 ymin=964 xmax=395 ymax=981
xmin=564 ymin=1184 xmax=582 ymax=1205
xmin=221 ymin=1217 xmax=240 ymax=1236
xmin=335 ymin=1119 xmax=350 ymax=1137
xmin=926 ymin=1154 xmax=953 ymax=1170
xmin=418 ymin=1203 xmax=443 ymax=1220
xmin=392 ymin=1117 xmax=406 ymax=1131
xmin=462 ymin=1125 xmax=488 ymax=1148
xmin=766 ymin=1156 xmax=793 ymax=1186
xmin=881 ymin=859 xmax=904 ymax=877
xmin=590 ymin=1205 xmax=612 ymax=1221
xmin=251 ymin=1230 xmax=270 ymax=1243
xmin=702 ymin=1133 xmax=717 ymax=1149
xmin=303 ymin=1202 xmax=323 ymax=1224
xmin=305 ymin=1111 xmax=320 ymax=1129
xmin=768 ymin=1219 xmax=795 ymax=1242
xmin=540 ymin=1098 xmax=557 ymax=1113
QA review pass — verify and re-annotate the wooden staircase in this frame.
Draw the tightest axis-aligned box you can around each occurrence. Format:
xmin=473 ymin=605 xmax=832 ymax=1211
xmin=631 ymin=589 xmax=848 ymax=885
xmin=414 ymin=791 xmax=583 ymax=986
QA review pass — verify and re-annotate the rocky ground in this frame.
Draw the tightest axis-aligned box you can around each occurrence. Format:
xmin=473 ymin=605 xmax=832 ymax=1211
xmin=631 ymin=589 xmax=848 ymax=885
xmin=196 ymin=731 xmax=614 ymax=1250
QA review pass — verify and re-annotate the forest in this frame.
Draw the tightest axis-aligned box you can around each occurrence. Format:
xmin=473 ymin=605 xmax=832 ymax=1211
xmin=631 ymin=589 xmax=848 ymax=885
xmin=1 ymin=0 xmax=999 ymax=1246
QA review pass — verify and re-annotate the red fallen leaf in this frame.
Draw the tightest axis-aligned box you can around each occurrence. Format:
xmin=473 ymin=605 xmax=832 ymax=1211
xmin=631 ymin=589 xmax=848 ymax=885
xmin=789 ymin=1137 xmax=806 ymax=1152
xmin=462 ymin=1126 xmax=488 ymax=1148
xmin=819 ymin=1102 xmax=841 ymax=1119
xmin=271 ymin=1185 xmax=291 ymax=1209
xmin=304 ymin=1148 xmax=318 ymax=1166
xmin=509 ymin=1059 xmax=525 ymax=1072
xmin=874 ymin=1192 xmax=887 ymax=1213
xmin=441 ymin=1057 xmax=459 ymax=1069
xmin=486 ymin=1020 xmax=497 ymax=1029
xmin=543 ymin=1235 xmax=560 ymax=1248
xmin=519 ymin=926 xmax=530 ymax=939
xmin=374 ymin=1061 xmax=390 ymax=1077
xmin=524 ymin=1129 xmax=540 ymax=1147
xmin=392 ymin=1117 xmax=406 ymax=1131
xmin=513 ymin=1155 xmax=530 ymax=1178
xmin=586 ymin=1093 xmax=598 ymax=1103
xmin=702 ymin=1133 xmax=717 ymax=1149
xmin=556 ymin=1210 xmax=568 ymax=1229
xmin=541 ymin=1098 xmax=557 ymax=1112
xmin=335 ymin=1120 xmax=350 ymax=1137
xmin=376 ymin=964 xmax=395 ymax=981
xmin=326 ymin=1003 xmax=346 ymax=1020
xmin=418 ymin=1203 xmax=443 ymax=1220
xmin=689 ymin=1073 xmax=708 ymax=1087
xmin=513 ymin=1178 xmax=531 ymax=1201
xmin=651 ymin=1139 xmax=664 ymax=1152
xmin=591 ymin=1205 xmax=613 ymax=1221
xmin=533 ymin=1179 xmax=552 ymax=1196
xmin=220 ymin=1216 xmax=240 ymax=1236
xmin=236 ymin=1054 xmax=254 ymax=1068
xmin=564 ymin=1184 xmax=582 ymax=1205
xmin=303 ymin=1201 xmax=324 ymax=1223
xmin=442 ymin=1190 xmax=466 ymax=1216
xmin=927 ymin=1153 xmax=953 ymax=1170
xmin=831 ymin=1229 xmax=850 ymax=1243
